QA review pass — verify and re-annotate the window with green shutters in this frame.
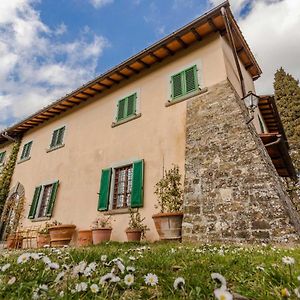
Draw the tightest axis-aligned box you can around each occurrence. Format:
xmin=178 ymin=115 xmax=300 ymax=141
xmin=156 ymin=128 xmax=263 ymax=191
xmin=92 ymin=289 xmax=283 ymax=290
xmin=116 ymin=93 xmax=137 ymax=122
xmin=20 ymin=141 xmax=33 ymax=160
xmin=28 ymin=181 xmax=59 ymax=219
xmin=171 ymin=65 xmax=199 ymax=100
xmin=97 ymin=160 xmax=144 ymax=211
xmin=50 ymin=126 xmax=65 ymax=148
xmin=0 ymin=151 xmax=6 ymax=164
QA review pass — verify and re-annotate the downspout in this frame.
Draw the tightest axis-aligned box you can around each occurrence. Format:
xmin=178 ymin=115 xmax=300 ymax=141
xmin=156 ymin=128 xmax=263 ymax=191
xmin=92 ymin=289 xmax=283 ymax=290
xmin=1 ymin=132 xmax=18 ymax=143
xmin=264 ymin=136 xmax=282 ymax=148
xmin=221 ymin=7 xmax=246 ymax=97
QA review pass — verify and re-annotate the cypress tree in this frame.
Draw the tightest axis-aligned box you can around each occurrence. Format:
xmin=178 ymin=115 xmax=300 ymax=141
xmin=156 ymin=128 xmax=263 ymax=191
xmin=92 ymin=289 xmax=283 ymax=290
xmin=274 ymin=67 xmax=300 ymax=174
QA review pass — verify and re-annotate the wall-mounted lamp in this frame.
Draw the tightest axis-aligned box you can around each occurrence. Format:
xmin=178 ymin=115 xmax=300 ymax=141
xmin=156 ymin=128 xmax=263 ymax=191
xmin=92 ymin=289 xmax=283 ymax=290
xmin=242 ymin=91 xmax=259 ymax=124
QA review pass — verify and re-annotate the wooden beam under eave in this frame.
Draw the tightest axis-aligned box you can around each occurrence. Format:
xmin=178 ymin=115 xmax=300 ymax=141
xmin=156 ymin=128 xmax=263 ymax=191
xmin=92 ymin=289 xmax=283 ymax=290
xmin=126 ymin=65 xmax=139 ymax=74
xmin=41 ymin=112 xmax=55 ymax=117
xmin=191 ymin=28 xmax=202 ymax=41
xmin=208 ymin=18 xmax=219 ymax=33
xmin=162 ymin=45 xmax=175 ymax=55
xmin=80 ymin=91 xmax=95 ymax=97
xmin=48 ymin=108 xmax=64 ymax=113
xmin=116 ymin=71 xmax=129 ymax=79
xmin=97 ymin=82 xmax=111 ymax=89
xmin=245 ymin=63 xmax=254 ymax=70
xmin=149 ymin=52 xmax=162 ymax=62
xmin=137 ymin=59 xmax=150 ymax=68
xmin=89 ymin=86 xmax=102 ymax=93
xmin=72 ymin=95 xmax=87 ymax=101
xmin=176 ymin=37 xmax=188 ymax=49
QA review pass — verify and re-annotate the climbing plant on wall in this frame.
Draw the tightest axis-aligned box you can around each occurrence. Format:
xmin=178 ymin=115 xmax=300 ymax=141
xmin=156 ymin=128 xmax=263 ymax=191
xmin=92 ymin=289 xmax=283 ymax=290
xmin=0 ymin=141 xmax=21 ymax=215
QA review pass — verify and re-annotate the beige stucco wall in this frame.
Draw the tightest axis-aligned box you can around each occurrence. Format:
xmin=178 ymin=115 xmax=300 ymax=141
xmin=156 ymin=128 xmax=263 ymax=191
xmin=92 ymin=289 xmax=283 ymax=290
xmin=10 ymin=33 xmax=228 ymax=242
xmin=220 ymin=37 xmax=267 ymax=134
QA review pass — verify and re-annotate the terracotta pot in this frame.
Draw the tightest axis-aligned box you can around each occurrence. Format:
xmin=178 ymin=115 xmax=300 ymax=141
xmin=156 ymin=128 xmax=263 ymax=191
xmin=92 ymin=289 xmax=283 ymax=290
xmin=92 ymin=228 xmax=112 ymax=245
xmin=37 ymin=233 xmax=50 ymax=248
xmin=48 ymin=224 xmax=76 ymax=247
xmin=126 ymin=229 xmax=142 ymax=242
xmin=6 ymin=234 xmax=23 ymax=249
xmin=78 ymin=230 xmax=93 ymax=247
xmin=152 ymin=212 xmax=183 ymax=240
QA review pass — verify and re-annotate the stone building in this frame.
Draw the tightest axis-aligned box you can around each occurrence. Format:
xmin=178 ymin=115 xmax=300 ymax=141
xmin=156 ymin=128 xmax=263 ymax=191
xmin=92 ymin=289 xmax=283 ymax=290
xmin=0 ymin=1 xmax=298 ymax=243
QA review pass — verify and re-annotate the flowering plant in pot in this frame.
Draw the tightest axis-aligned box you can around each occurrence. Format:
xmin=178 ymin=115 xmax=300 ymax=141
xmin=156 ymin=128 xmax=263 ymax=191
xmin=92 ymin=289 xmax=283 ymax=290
xmin=37 ymin=223 xmax=51 ymax=248
xmin=48 ymin=220 xmax=76 ymax=247
xmin=91 ymin=215 xmax=113 ymax=245
xmin=153 ymin=165 xmax=184 ymax=240
xmin=125 ymin=209 xmax=148 ymax=242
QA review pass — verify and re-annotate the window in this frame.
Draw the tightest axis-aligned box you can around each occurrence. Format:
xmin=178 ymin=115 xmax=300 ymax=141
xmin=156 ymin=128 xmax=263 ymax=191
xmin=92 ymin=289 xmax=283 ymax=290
xmin=116 ymin=93 xmax=137 ymax=122
xmin=98 ymin=160 xmax=144 ymax=211
xmin=50 ymin=126 xmax=65 ymax=148
xmin=112 ymin=165 xmax=133 ymax=209
xmin=28 ymin=181 xmax=59 ymax=219
xmin=20 ymin=141 xmax=32 ymax=160
xmin=171 ymin=65 xmax=199 ymax=100
xmin=0 ymin=151 xmax=6 ymax=164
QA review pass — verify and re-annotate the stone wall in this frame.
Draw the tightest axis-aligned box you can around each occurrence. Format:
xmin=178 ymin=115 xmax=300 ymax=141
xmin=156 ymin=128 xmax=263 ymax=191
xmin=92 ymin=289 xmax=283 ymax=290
xmin=183 ymin=80 xmax=300 ymax=243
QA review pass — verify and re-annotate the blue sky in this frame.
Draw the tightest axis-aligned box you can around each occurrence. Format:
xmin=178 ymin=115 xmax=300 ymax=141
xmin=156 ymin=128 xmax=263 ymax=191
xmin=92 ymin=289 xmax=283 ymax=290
xmin=0 ymin=0 xmax=299 ymax=130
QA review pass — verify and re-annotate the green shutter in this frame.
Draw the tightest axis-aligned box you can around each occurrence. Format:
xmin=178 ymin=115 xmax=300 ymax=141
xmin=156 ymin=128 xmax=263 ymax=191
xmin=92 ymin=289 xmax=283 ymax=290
xmin=46 ymin=181 xmax=59 ymax=217
xmin=26 ymin=141 xmax=32 ymax=158
xmin=98 ymin=168 xmax=112 ymax=211
xmin=126 ymin=94 xmax=136 ymax=117
xmin=0 ymin=151 xmax=6 ymax=164
xmin=185 ymin=66 xmax=197 ymax=93
xmin=28 ymin=186 xmax=42 ymax=219
xmin=20 ymin=145 xmax=27 ymax=159
xmin=172 ymin=73 xmax=183 ymax=99
xmin=56 ymin=127 xmax=65 ymax=146
xmin=117 ymin=99 xmax=126 ymax=121
xmin=50 ymin=129 xmax=59 ymax=148
xmin=131 ymin=159 xmax=144 ymax=208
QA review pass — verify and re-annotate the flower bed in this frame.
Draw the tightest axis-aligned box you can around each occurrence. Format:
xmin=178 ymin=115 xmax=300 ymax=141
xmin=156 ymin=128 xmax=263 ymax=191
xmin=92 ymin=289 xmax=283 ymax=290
xmin=0 ymin=242 xmax=300 ymax=299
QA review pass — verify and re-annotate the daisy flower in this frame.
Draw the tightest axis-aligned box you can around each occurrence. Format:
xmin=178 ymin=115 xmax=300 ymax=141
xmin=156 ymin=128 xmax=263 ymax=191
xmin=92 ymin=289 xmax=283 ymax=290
xmin=42 ymin=256 xmax=51 ymax=265
xmin=75 ymin=282 xmax=88 ymax=292
xmin=88 ymin=262 xmax=97 ymax=271
xmin=100 ymin=273 xmax=114 ymax=285
xmin=282 ymin=256 xmax=295 ymax=265
xmin=55 ymin=272 xmax=65 ymax=283
xmin=17 ymin=253 xmax=30 ymax=264
xmin=126 ymin=266 xmax=135 ymax=273
xmin=211 ymin=273 xmax=227 ymax=290
xmin=39 ymin=284 xmax=48 ymax=291
xmin=124 ymin=274 xmax=134 ymax=286
xmin=294 ymin=288 xmax=300 ymax=298
xmin=173 ymin=277 xmax=185 ymax=290
xmin=144 ymin=273 xmax=158 ymax=286
xmin=214 ymin=288 xmax=233 ymax=300
xmin=90 ymin=284 xmax=99 ymax=293
xmin=59 ymin=291 xmax=64 ymax=297
xmin=1 ymin=263 xmax=11 ymax=272
xmin=48 ymin=262 xmax=60 ymax=270
xmin=8 ymin=277 xmax=16 ymax=285
xmin=111 ymin=275 xmax=121 ymax=283
xmin=30 ymin=253 xmax=41 ymax=260
xmin=129 ymin=256 xmax=136 ymax=261
xmin=101 ymin=255 xmax=107 ymax=262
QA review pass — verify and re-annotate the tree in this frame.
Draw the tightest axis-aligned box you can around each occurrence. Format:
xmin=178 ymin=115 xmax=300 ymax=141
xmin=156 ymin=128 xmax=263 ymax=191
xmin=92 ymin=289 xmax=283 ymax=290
xmin=274 ymin=67 xmax=300 ymax=173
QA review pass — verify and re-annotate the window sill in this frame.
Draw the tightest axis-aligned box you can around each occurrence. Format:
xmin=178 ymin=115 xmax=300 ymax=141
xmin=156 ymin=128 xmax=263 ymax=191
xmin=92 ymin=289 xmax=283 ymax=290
xmin=111 ymin=113 xmax=141 ymax=128
xmin=46 ymin=144 xmax=65 ymax=153
xmin=104 ymin=208 xmax=138 ymax=215
xmin=17 ymin=157 xmax=31 ymax=164
xmin=165 ymin=88 xmax=208 ymax=107
xmin=31 ymin=217 xmax=51 ymax=222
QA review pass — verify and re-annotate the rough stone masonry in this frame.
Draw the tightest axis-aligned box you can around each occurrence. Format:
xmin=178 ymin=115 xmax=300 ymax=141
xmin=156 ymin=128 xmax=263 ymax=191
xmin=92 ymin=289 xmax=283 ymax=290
xmin=182 ymin=80 xmax=300 ymax=243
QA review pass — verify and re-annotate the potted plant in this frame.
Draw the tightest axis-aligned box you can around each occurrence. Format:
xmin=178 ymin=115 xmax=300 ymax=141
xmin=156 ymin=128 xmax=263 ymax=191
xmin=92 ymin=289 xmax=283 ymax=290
xmin=77 ymin=229 xmax=93 ymax=247
xmin=91 ymin=216 xmax=113 ymax=245
xmin=125 ymin=209 xmax=148 ymax=242
xmin=37 ymin=223 xmax=50 ymax=248
xmin=48 ymin=220 xmax=76 ymax=247
xmin=152 ymin=165 xmax=184 ymax=240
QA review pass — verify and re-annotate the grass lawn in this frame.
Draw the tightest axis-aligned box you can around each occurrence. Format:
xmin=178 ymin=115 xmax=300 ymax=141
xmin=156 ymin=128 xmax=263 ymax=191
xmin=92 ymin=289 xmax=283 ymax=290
xmin=0 ymin=242 xmax=300 ymax=299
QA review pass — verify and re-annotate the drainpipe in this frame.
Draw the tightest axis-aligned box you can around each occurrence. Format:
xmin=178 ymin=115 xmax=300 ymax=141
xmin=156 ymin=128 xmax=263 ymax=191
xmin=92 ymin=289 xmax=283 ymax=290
xmin=221 ymin=7 xmax=246 ymax=97
xmin=1 ymin=132 xmax=18 ymax=143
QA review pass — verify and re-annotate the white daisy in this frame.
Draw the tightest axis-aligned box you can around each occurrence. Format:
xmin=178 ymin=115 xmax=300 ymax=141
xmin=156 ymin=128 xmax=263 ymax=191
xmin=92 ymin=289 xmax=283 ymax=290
xmin=129 ymin=256 xmax=136 ymax=261
xmin=39 ymin=284 xmax=48 ymax=291
xmin=32 ymin=291 xmax=39 ymax=300
xmin=59 ymin=291 xmax=64 ymax=297
xmin=1 ymin=263 xmax=11 ymax=272
xmin=294 ymin=288 xmax=300 ymax=298
xmin=42 ymin=256 xmax=51 ymax=265
xmin=48 ymin=262 xmax=60 ymax=270
xmin=30 ymin=253 xmax=41 ymax=260
xmin=282 ymin=256 xmax=295 ymax=265
xmin=73 ymin=261 xmax=87 ymax=276
xmin=17 ymin=253 xmax=30 ymax=264
xmin=88 ymin=262 xmax=97 ymax=271
xmin=43 ymin=244 xmax=50 ymax=248
xmin=126 ymin=266 xmax=135 ymax=273
xmin=8 ymin=276 xmax=16 ymax=285
xmin=101 ymin=255 xmax=107 ymax=262
xmin=55 ymin=272 xmax=65 ymax=283
xmin=173 ymin=277 xmax=185 ymax=290
xmin=211 ymin=273 xmax=227 ymax=290
xmin=144 ymin=273 xmax=158 ymax=286
xmin=75 ymin=282 xmax=88 ymax=292
xmin=111 ymin=275 xmax=121 ymax=283
xmin=115 ymin=260 xmax=125 ymax=273
xmin=100 ymin=273 xmax=114 ymax=285
xmin=124 ymin=274 xmax=134 ymax=286
xmin=90 ymin=283 xmax=99 ymax=293
xmin=214 ymin=288 xmax=233 ymax=300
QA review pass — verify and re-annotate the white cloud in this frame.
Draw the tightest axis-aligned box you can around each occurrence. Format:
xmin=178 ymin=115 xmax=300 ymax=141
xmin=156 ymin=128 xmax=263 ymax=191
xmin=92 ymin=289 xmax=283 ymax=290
xmin=89 ymin=0 xmax=114 ymax=9
xmin=0 ymin=0 xmax=109 ymax=129
xmin=209 ymin=0 xmax=300 ymax=94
